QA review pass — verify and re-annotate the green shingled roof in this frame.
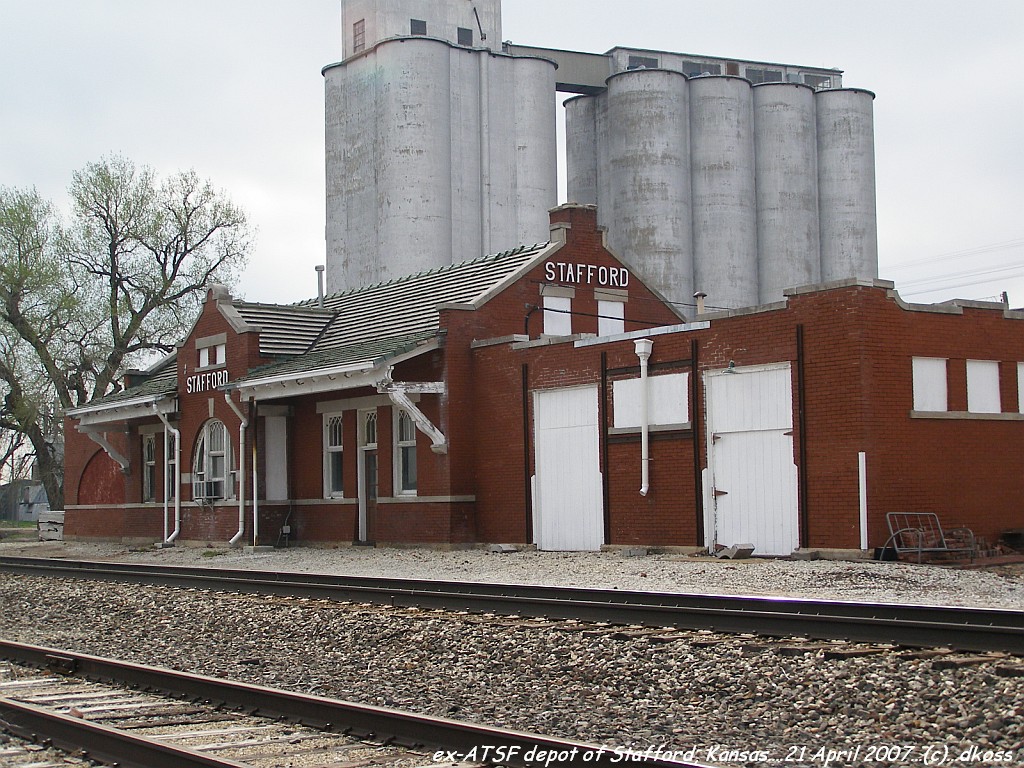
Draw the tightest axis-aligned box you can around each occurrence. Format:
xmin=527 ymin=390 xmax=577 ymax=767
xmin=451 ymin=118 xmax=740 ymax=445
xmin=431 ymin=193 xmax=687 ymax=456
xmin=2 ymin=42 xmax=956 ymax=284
xmin=81 ymin=242 xmax=551 ymax=408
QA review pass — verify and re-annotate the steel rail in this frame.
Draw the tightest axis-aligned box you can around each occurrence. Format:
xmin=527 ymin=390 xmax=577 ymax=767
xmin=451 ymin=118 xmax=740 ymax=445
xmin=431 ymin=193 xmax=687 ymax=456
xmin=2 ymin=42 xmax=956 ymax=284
xmin=0 ymin=640 xmax=705 ymax=768
xmin=0 ymin=694 xmax=250 ymax=768
xmin=1 ymin=556 xmax=1022 ymax=654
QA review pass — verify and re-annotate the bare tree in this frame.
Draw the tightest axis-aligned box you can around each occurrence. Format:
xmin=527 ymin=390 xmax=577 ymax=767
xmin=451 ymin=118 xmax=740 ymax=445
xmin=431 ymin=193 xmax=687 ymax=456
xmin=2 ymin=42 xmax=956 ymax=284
xmin=0 ymin=156 xmax=252 ymax=508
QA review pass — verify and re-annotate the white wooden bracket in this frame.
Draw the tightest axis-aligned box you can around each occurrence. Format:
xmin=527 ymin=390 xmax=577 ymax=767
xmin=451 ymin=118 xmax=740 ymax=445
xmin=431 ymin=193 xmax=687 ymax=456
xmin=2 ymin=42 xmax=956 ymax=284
xmin=376 ymin=367 xmax=448 ymax=454
xmin=80 ymin=428 xmax=130 ymax=473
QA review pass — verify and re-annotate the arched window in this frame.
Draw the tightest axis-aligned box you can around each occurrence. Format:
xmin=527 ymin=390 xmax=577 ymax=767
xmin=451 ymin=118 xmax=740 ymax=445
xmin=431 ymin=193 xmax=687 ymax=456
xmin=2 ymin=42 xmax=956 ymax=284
xmin=193 ymin=420 xmax=231 ymax=500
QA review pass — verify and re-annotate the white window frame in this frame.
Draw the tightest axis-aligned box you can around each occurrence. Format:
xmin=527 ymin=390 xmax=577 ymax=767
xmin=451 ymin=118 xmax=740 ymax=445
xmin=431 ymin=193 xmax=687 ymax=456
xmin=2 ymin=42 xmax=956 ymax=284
xmin=394 ymin=408 xmax=418 ymax=496
xmin=192 ymin=419 xmax=232 ymax=501
xmin=597 ymin=299 xmax=625 ymax=336
xmin=613 ymin=373 xmax=690 ymax=429
xmin=967 ymin=359 xmax=1001 ymax=414
xmin=911 ymin=357 xmax=948 ymax=413
xmin=142 ymin=434 xmax=157 ymax=502
xmin=198 ymin=342 xmax=226 ymax=370
xmin=166 ymin=440 xmax=177 ymax=501
xmin=323 ymin=413 xmax=345 ymax=499
xmin=543 ymin=295 xmax=572 ymax=336
xmin=1018 ymin=363 xmax=1024 ymax=414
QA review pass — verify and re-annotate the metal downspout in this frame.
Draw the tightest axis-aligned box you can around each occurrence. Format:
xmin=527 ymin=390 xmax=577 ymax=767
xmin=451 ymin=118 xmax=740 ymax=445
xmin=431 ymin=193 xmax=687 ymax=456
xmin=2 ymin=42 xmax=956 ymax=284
xmin=634 ymin=339 xmax=654 ymax=496
xmin=152 ymin=407 xmax=181 ymax=545
xmin=225 ymin=393 xmax=249 ymax=547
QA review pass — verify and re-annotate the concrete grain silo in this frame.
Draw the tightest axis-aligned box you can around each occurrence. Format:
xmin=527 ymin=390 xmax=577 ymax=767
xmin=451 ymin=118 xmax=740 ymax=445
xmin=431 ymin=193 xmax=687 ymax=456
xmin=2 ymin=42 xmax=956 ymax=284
xmin=754 ymin=82 xmax=821 ymax=304
xmin=325 ymin=0 xmax=877 ymax=310
xmin=689 ymin=76 xmax=760 ymax=310
xmin=817 ymin=88 xmax=879 ymax=283
xmin=604 ymin=70 xmax=693 ymax=305
xmin=324 ymin=0 xmax=556 ymax=292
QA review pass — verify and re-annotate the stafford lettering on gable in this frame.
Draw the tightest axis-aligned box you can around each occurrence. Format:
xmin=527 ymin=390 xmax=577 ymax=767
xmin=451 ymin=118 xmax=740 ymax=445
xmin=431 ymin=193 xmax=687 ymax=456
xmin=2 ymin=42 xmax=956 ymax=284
xmin=544 ymin=261 xmax=630 ymax=288
xmin=186 ymin=369 xmax=230 ymax=395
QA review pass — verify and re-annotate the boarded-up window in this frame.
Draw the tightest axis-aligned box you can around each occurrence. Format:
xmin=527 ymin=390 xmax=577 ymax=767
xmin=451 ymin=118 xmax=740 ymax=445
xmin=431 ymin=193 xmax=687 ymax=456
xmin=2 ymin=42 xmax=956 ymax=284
xmin=543 ymin=295 xmax=572 ymax=336
xmin=967 ymin=360 xmax=1000 ymax=413
xmin=613 ymin=373 xmax=689 ymax=428
xmin=597 ymin=300 xmax=625 ymax=336
xmin=1019 ymin=363 xmax=1024 ymax=414
xmin=912 ymin=357 xmax=947 ymax=412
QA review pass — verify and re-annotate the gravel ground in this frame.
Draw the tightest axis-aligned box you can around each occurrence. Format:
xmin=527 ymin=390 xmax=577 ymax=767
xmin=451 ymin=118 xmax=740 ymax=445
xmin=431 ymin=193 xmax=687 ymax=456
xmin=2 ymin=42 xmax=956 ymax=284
xmin=2 ymin=539 xmax=1024 ymax=608
xmin=1 ymin=541 xmax=1023 ymax=767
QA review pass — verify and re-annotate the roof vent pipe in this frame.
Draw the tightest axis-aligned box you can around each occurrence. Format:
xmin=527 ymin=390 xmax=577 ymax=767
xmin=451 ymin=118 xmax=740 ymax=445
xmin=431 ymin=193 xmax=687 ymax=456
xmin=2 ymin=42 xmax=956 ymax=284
xmin=694 ymin=291 xmax=707 ymax=315
xmin=315 ymin=265 xmax=326 ymax=309
xmin=634 ymin=338 xmax=654 ymax=496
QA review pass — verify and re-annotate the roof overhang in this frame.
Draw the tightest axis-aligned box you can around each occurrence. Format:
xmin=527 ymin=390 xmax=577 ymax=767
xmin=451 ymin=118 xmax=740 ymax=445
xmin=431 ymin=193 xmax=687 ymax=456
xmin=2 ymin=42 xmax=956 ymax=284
xmin=68 ymin=394 xmax=178 ymax=429
xmin=229 ymin=339 xmax=440 ymax=402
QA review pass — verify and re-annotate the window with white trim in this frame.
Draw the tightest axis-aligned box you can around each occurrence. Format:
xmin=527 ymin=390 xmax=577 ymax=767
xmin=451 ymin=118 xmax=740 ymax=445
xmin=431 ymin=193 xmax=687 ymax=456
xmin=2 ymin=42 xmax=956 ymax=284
xmin=912 ymin=357 xmax=947 ymax=412
xmin=967 ymin=360 xmax=1001 ymax=414
xmin=613 ymin=373 xmax=690 ymax=428
xmin=395 ymin=409 xmax=417 ymax=495
xmin=598 ymin=300 xmax=625 ymax=336
xmin=142 ymin=434 xmax=157 ymax=502
xmin=198 ymin=343 xmax=226 ymax=369
xmin=324 ymin=414 xmax=344 ymax=498
xmin=543 ymin=295 xmax=572 ymax=336
xmin=166 ymin=443 xmax=177 ymax=501
xmin=1019 ymin=363 xmax=1024 ymax=414
xmin=193 ymin=420 xmax=231 ymax=500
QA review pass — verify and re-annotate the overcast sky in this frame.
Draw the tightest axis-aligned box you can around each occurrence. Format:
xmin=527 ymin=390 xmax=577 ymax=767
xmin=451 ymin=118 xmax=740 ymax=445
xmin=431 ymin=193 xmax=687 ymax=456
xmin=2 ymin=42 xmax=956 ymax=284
xmin=2 ymin=1 xmax=1022 ymax=306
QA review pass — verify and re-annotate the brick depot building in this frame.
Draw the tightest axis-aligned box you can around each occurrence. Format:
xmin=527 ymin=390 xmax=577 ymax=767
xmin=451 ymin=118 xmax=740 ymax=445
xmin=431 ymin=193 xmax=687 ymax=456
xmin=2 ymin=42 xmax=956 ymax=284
xmin=65 ymin=206 xmax=1024 ymax=556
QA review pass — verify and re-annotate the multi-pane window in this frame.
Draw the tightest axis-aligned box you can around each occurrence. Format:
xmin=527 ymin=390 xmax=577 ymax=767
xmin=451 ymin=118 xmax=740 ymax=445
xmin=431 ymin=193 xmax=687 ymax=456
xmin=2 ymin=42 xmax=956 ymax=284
xmin=912 ymin=357 xmax=948 ymax=412
xmin=627 ymin=55 xmax=659 ymax=70
xmin=681 ymin=60 xmax=721 ymax=77
xmin=193 ymin=420 xmax=230 ymax=500
xmin=395 ymin=410 xmax=417 ymax=494
xmin=804 ymin=74 xmax=832 ymax=90
xmin=745 ymin=67 xmax=783 ymax=84
xmin=353 ymin=19 xmax=366 ymax=53
xmin=324 ymin=414 xmax=344 ymax=498
xmin=166 ymin=442 xmax=177 ymax=501
xmin=142 ymin=435 xmax=157 ymax=502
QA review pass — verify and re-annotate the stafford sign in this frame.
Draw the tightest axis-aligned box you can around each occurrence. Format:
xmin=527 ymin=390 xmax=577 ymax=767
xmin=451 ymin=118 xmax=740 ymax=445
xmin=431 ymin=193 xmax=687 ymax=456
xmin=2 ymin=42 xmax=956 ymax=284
xmin=186 ymin=369 xmax=230 ymax=395
xmin=544 ymin=261 xmax=630 ymax=288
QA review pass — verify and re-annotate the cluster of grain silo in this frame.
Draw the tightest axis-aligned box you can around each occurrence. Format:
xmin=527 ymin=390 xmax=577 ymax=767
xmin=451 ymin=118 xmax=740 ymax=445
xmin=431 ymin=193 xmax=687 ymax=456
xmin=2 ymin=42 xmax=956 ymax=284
xmin=323 ymin=35 xmax=557 ymax=292
xmin=566 ymin=72 xmax=878 ymax=309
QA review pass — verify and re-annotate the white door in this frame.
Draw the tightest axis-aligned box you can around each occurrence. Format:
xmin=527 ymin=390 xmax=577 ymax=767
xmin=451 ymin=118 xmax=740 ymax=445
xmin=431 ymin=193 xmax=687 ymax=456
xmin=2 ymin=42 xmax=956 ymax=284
xmin=264 ymin=416 xmax=288 ymax=501
xmin=705 ymin=364 xmax=799 ymax=556
xmin=533 ymin=386 xmax=603 ymax=551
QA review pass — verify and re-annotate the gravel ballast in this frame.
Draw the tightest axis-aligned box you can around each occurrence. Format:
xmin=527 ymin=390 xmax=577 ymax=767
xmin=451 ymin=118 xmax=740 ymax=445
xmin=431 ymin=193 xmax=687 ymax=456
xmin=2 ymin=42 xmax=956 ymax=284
xmin=1 ymin=541 xmax=1022 ymax=767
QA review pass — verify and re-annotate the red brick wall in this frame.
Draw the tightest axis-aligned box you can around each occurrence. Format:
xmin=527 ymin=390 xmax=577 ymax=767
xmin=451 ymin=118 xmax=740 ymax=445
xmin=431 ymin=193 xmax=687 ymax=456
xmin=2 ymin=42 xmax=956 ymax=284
xmin=65 ymin=214 xmax=1024 ymax=552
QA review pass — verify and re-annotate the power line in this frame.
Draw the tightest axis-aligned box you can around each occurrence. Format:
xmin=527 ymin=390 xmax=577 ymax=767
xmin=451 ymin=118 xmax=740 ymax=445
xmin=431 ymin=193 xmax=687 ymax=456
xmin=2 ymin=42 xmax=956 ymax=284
xmin=885 ymin=237 xmax=1024 ymax=272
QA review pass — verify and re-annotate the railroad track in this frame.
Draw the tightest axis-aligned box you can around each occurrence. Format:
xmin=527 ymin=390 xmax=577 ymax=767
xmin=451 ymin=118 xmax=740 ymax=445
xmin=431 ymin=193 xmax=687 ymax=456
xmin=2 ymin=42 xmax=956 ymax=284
xmin=1 ymin=556 xmax=1021 ymax=654
xmin=0 ymin=640 xmax=703 ymax=768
